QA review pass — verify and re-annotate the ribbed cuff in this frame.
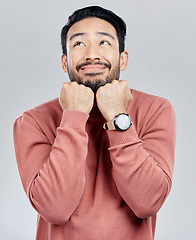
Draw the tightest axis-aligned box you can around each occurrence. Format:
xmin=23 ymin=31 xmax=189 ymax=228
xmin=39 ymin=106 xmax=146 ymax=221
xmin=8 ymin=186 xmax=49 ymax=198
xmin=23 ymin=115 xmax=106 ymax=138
xmin=59 ymin=110 xmax=89 ymax=131
xmin=107 ymin=124 xmax=142 ymax=147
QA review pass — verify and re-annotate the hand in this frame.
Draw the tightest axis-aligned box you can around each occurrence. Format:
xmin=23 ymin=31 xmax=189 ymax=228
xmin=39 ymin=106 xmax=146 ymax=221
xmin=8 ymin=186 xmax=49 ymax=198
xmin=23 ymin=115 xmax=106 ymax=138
xmin=96 ymin=80 xmax=132 ymax=121
xmin=59 ymin=82 xmax=94 ymax=114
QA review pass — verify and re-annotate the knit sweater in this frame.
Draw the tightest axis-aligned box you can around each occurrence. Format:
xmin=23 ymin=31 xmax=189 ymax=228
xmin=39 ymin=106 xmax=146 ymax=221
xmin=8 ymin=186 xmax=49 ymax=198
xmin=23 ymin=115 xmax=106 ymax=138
xmin=13 ymin=89 xmax=176 ymax=240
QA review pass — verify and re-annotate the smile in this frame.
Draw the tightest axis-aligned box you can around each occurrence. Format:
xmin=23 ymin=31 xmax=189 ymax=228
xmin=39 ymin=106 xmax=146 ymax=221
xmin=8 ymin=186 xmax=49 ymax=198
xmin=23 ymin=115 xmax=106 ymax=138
xmin=76 ymin=61 xmax=111 ymax=72
xmin=80 ymin=65 xmax=106 ymax=72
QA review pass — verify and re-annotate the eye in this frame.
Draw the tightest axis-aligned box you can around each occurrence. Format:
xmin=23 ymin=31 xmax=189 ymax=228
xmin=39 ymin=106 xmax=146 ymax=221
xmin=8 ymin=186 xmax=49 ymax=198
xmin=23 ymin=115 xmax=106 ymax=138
xmin=100 ymin=40 xmax=110 ymax=46
xmin=74 ymin=41 xmax=85 ymax=47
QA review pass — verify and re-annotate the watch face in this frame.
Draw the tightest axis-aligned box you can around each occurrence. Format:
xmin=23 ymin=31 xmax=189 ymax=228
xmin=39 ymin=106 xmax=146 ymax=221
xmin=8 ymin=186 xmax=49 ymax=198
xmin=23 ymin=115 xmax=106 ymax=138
xmin=115 ymin=114 xmax=131 ymax=130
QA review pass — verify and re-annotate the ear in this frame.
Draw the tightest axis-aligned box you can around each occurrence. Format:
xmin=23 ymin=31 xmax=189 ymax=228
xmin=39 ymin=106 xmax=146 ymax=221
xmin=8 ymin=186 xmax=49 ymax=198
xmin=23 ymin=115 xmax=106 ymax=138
xmin=120 ymin=50 xmax=129 ymax=71
xmin=61 ymin=54 xmax=68 ymax=73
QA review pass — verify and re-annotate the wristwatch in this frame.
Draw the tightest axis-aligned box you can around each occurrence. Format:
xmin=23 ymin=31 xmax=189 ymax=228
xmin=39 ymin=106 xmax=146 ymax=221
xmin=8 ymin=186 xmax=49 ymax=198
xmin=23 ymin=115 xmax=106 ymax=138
xmin=103 ymin=113 xmax=132 ymax=131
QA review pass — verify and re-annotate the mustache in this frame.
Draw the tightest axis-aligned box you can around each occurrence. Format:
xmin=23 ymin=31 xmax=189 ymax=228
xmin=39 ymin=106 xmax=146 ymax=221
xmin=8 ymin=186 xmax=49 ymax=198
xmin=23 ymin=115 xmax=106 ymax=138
xmin=76 ymin=61 xmax=111 ymax=72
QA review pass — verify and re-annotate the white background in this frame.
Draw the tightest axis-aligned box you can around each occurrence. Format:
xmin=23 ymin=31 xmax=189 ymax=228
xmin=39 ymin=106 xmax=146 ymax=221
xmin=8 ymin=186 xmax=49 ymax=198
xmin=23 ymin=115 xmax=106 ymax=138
xmin=0 ymin=0 xmax=195 ymax=239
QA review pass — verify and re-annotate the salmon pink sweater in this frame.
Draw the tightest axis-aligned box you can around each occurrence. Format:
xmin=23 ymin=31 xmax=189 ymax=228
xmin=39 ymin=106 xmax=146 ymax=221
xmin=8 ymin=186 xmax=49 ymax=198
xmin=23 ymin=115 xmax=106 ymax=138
xmin=13 ymin=89 xmax=176 ymax=240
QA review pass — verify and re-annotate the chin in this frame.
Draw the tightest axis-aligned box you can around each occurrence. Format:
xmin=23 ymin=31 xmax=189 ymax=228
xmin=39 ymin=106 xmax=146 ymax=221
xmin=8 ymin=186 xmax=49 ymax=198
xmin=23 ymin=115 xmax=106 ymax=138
xmin=83 ymin=79 xmax=106 ymax=93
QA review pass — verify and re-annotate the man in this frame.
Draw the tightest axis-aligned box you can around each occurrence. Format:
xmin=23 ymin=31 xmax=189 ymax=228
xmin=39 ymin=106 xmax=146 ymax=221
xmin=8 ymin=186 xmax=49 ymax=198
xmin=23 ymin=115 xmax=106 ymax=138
xmin=13 ymin=6 xmax=176 ymax=240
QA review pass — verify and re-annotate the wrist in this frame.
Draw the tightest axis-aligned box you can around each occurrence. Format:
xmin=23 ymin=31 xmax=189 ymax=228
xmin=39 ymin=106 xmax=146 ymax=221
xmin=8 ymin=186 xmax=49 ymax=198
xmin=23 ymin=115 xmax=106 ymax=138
xmin=105 ymin=110 xmax=127 ymax=122
xmin=61 ymin=105 xmax=91 ymax=115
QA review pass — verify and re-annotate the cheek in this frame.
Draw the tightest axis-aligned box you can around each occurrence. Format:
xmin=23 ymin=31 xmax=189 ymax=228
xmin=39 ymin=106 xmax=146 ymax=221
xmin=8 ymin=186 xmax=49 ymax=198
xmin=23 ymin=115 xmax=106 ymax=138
xmin=67 ymin=54 xmax=77 ymax=70
xmin=109 ymin=55 xmax=120 ymax=69
xmin=102 ymin=48 xmax=119 ymax=64
xmin=67 ymin=50 xmax=85 ymax=68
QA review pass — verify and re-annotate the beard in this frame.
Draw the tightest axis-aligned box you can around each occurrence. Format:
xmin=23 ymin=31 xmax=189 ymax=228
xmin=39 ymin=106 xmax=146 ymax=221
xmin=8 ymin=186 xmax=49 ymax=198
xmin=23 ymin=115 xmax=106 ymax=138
xmin=67 ymin=61 xmax=120 ymax=93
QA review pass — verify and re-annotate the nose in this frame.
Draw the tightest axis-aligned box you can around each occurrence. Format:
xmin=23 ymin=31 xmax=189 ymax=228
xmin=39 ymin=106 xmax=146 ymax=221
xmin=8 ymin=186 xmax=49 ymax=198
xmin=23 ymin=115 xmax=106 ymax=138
xmin=85 ymin=45 xmax=100 ymax=61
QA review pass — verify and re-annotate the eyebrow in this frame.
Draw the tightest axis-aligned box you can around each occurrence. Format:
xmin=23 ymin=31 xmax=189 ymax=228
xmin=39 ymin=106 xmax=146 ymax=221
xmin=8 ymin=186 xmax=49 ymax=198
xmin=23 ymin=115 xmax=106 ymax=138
xmin=69 ymin=32 xmax=116 ymax=41
xmin=69 ymin=32 xmax=86 ymax=41
xmin=97 ymin=32 xmax=115 ymax=40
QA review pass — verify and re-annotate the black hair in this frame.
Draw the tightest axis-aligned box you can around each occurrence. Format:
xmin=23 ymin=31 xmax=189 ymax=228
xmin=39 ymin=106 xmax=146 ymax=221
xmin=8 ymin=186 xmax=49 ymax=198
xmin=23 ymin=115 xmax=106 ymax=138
xmin=61 ymin=6 xmax=126 ymax=55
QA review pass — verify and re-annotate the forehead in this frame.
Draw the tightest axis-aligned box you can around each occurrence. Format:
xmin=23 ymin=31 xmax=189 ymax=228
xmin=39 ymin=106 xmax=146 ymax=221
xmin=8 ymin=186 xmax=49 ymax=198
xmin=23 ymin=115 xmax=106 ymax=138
xmin=67 ymin=17 xmax=118 ymax=40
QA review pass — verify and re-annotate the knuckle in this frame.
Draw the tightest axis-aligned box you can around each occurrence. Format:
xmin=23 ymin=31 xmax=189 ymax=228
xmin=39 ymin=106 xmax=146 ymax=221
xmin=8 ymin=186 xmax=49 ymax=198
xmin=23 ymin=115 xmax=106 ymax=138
xmin=99 ymin=85 xmax=107 ymax=92
xmin=63 ymin=82 xmax=71 ymax=87
xmin=86 ymin=86 xmax=93 ymax=94
xmin=80 ymin=84 xmax=86 ymax=89
xmin=112 ymin=79 xmax=118 ymax=84
xmin=71 ymin=81 xmax=78 ymax=86
xmin=120 ymin=80 xmax=126 ymax=85
xmin=98 ymin=85 xmax=104 ymax=90
xmin=63 ymin=82 xmax=67 ymax=87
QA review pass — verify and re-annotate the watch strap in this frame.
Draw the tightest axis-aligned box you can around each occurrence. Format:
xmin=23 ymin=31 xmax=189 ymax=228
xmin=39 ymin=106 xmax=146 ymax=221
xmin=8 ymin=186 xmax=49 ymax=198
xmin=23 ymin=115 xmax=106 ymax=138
xmin=103 ymin=120 xmax=115 ymax=130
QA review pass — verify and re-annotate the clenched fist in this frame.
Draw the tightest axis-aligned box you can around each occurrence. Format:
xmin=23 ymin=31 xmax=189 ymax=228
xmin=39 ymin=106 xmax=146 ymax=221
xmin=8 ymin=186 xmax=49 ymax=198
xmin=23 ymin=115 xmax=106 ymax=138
xmin=96 ymin=80 xmax=132 ymax=121
xmin=59 ymin=82 xmax=94 ymax=114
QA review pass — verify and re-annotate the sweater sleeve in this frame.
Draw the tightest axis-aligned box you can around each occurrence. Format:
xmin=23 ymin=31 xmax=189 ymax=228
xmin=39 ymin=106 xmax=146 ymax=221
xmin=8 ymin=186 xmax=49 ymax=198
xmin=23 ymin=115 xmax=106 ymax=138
xmin=13 ymin=110 xmax=89 ymax=225
xmin=107 ymin=100 xmax=176 ymax=219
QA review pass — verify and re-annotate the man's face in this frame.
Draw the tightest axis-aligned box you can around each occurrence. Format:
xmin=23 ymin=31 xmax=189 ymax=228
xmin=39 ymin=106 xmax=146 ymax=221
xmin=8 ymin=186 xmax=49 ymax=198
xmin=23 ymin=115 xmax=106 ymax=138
xmin=62 ymin=17 xmax=128 ymax=92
